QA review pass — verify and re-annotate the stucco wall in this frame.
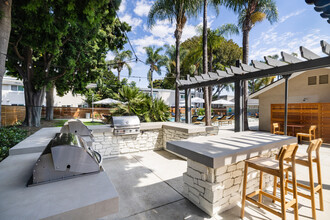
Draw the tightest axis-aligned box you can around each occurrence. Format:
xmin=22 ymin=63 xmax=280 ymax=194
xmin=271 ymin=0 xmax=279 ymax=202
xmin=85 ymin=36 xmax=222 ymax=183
xmin=257 ymin=68 xmax=330 ymax=131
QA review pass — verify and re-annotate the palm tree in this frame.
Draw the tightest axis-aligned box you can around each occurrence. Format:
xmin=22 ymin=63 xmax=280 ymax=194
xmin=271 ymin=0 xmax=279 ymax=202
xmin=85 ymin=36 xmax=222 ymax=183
xmin=144 ymin=46 xmax=167 ymax=101
xmin=111 ymin=49 xmax=132 ymax=82
xmin=148 ymin=0 xmax=202 ymax=122
xmin=224 ymin=0 xmax=278 ymax=130
xmin=162 ymin=44 xmax=189 ymax=89
xmin=112 ymin=85 xmax=144 ymax=115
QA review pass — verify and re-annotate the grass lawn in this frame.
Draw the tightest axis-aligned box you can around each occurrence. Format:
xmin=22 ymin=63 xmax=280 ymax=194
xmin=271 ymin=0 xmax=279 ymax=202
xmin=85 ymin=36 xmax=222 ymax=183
xmin=54 ymin=120 xmax=104 ymax=127
xmin=82 ymin=121 xmax=104 ymax=126
xmin=54 ymin=120 xmax=69 ymax=127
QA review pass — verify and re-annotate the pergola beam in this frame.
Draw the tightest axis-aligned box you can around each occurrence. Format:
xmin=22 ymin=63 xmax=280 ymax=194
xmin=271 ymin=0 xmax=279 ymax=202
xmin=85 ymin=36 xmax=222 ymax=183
xmin=178 ymin=56 xmax=330 ymax=89
xmin=300 ymin=46 xmax=320 ymax=60
xmin=281 ymin=52 xmax=302 ymax=63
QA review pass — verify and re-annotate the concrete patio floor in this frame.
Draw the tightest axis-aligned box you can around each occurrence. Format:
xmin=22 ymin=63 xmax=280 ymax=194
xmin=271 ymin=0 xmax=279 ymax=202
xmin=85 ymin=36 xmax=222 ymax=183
xmin=100 ymin=134 xmax=330 ymax=219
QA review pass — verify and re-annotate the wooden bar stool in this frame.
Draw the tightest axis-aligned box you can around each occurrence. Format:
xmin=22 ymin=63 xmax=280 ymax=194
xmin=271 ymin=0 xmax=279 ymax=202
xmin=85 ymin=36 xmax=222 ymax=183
xmin=241 ymin=143 xmax=299 ymax=220
xmin=273 ymin=123 xmax=284 ymax=135
xmin=278 ymin=139 xmax=323 ymax=219
xmin=296 ymin=125 xmax=316 ymax=143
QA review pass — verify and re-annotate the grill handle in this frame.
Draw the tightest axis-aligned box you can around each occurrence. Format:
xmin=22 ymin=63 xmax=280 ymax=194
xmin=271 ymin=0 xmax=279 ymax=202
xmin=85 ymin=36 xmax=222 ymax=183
xmin=93 ymin=150 xmax=102 ymax=165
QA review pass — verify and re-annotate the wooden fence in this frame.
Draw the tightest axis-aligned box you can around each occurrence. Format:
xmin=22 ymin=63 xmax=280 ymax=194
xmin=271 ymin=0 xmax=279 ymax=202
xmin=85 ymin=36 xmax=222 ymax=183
xmin=1 ymin=105 xmax=26 ymax=126
xmin=271 ymin=103 xmax=330 ymax=143
xmin=41 ymin=107 xmax=112 ymax=119
xmin=1 ymin=106 xmax=113 ymax=126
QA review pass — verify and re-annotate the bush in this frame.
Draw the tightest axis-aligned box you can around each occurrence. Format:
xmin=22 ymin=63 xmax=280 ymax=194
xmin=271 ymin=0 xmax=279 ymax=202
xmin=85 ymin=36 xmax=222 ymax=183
xmin=111 ymin=86 xmax=171 ymax=122
xmin=0 ymin=127 xmax=28 ymax=162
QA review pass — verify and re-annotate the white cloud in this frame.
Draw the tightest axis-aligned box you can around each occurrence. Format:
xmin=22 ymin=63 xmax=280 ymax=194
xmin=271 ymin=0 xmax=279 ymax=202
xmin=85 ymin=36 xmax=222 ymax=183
xmin=132 ymin=20 xmax=198 ymax=55
xmin=134 ymin=0 xmax=152 ymax=17
xmin=279 ymin=9 xmax=306 ymax=23
xmin=198 ymin=15 xmax=216 ymax=28
xmin=250 ymin=28 xmax=330 ymax=61
xmin=119 ymin=0 xmax=127 ymax=14
xmin=181 ymin=23 xmax=199 ymax=41
xmin=106 ymin=51 xmax=115 ymax=61
xmin=120 ymin=14 xmax=143 ymax=30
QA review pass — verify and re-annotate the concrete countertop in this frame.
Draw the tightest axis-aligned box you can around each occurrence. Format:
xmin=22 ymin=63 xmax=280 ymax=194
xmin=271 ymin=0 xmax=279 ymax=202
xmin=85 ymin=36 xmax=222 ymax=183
xmin=9 ymin=127 xmax=61 ymax=156
xmin=9 ymin=122 xmax=217 ymax=156
xmin=89 ymin=122 xmax=217 ymax=134
xmin=166 ymin=131 xmax=297 ymax=168
xmin=0 ymin=153 xmax=119 ymax=220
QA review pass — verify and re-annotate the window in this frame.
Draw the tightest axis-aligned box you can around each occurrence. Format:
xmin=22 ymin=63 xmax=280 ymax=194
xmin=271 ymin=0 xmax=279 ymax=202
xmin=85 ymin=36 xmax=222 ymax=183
xmin=11 ymin=85 xmax=18 ymax=91
xmin=180 ymin=94 xmax=185 ymax=99
xmin=319 ymin=74 xmax=328 ymax=84
xmin=308 ymin=76 xmax=317 ymax=85
xmin=18 ymin=86 xmax=24 ymax=91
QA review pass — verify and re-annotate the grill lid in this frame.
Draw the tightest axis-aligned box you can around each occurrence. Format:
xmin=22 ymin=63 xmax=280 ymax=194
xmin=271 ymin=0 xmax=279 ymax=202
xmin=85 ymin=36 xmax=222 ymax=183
xmin=111 ymin=116 xmax=140 ymax=128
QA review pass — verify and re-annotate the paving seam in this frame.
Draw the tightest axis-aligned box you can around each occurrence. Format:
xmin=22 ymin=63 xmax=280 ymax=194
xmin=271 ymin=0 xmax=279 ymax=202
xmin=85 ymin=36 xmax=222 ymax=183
xmin=131 ymin=154 xmax=186 ymax=198
xmin=121 ymin=198 xmax=185 ymax=219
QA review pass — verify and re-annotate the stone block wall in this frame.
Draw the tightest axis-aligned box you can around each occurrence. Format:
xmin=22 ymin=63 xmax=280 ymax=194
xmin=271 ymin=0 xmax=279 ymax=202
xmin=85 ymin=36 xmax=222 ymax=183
xmin=92 ymin=124 xmax=218 ymax=159
xmin=92 ymin=129 xmax=163 ymax=158
xmin=183 ymin=148 xmax=279 ymax=216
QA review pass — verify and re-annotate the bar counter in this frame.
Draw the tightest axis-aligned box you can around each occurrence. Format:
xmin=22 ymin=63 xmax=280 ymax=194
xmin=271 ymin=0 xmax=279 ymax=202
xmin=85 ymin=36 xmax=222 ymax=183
xmin=167 ymin=131 xmax=296 ymax=216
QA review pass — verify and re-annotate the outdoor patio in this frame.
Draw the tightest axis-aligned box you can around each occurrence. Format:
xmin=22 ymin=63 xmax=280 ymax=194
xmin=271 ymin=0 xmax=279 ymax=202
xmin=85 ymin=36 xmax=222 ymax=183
xmin=99 ymin=126 xmax=330 ymax=220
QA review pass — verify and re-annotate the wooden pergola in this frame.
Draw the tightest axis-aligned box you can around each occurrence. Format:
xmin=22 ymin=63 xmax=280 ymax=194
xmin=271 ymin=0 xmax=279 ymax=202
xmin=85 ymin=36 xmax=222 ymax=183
xmin=177 ymin=40 xmax=330 ymax=133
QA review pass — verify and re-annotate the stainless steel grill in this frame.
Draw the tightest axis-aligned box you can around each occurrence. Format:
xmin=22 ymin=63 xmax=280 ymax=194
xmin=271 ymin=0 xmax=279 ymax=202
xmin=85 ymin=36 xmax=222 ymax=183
xmin=111 ymin=116 xmax=140 ymax=135
xmin=60 ymin=120 xmax=94 ymax=147
xmin=27 ymin=133 xmax=102 ymax=186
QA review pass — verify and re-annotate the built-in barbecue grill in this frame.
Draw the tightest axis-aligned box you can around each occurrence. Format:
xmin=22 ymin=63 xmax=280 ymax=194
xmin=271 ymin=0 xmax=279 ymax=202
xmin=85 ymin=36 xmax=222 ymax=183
xmin=60 ymin=120 xmax=94 ymax=147
xmin=27 ymin=120 xmax=102 ymax=186
xmin=110 ymin=116 xmax=140 ymax=135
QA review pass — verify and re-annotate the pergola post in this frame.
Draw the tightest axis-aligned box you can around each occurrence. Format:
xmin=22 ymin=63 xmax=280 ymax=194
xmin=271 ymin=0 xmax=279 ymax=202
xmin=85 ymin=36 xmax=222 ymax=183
xmin=185 ymin=88 xmax=191 ymax=124
xmin=235 ymin=79 xmax=244 ymax=132
xmin=185 ymin=75 xmax=192 ymax=124
xmin=283 ymin=74 xmax=291 ymax=135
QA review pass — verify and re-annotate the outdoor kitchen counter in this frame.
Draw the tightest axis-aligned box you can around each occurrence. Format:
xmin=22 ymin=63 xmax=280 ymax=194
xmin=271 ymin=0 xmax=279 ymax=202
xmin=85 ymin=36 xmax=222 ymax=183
xmin=88 ymin=122 xmax=216 ymax=133
xmin=0 ymin=152 xmax=119 ymax=220
xmin=166 ymin=131 xmax=296 ymax=216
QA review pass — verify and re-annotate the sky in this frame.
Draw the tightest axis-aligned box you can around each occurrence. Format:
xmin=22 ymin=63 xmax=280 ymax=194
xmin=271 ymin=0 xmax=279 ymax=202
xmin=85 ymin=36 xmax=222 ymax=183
xmin=106 ymin=0 xmax=330 ymax=93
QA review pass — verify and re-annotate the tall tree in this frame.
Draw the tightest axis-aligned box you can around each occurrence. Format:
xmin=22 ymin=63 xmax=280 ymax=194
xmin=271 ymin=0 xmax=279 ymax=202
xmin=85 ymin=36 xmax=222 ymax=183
xmin=202 ymin=0 xmax=212 ymax=126
xmin=7 ymin=0 xmax=129 ymax=126
xmin=0 ymin=0 xmax=11 ymax=127
xmin=110 ymin=49 xmax=132 ymax=82
xmin=144 ymin=46 xmax=167 ymax=101
xmin=224 ymin=0 xmax=278 ymax=129
xmin=162 ymin=44 xmax=188 ymax=90
xmin=148 ymin=0 xmax=202 ymax=122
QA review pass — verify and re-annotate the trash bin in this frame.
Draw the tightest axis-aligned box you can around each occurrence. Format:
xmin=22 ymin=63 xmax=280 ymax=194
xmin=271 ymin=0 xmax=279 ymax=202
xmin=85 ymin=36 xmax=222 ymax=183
xmin=85 ymin=113 xmax=91 ymax=119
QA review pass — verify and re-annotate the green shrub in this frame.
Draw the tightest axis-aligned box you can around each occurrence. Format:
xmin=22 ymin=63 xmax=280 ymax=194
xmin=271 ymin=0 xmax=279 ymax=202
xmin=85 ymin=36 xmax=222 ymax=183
xmin=0 ymin=127 xmax=28 ymax=162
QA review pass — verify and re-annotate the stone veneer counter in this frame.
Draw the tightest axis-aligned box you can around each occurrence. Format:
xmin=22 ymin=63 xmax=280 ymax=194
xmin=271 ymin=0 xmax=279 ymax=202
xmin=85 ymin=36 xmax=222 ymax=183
xmin=166 ymin=131 xmax=296 ymax=216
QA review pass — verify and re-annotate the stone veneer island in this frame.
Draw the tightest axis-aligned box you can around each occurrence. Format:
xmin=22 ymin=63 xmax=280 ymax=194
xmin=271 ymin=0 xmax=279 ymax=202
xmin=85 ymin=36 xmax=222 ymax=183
xmin=167 ymin=131 xmax=296 ymax=216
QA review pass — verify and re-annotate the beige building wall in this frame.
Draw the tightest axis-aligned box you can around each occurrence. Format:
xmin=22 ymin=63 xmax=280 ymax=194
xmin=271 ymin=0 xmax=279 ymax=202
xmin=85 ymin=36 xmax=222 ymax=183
xmin=255 ymin=68 xmax=330 ymax=131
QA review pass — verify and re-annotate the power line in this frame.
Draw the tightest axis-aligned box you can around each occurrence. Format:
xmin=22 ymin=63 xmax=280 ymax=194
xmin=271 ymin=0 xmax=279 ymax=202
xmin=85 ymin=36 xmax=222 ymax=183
xmin=109 ymin=0 xmax=139 ymax=62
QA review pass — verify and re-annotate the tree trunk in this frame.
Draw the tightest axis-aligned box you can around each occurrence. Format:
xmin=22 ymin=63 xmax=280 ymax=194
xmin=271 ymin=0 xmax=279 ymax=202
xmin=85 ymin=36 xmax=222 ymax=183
xmin=150 ymin=69 xmax=154 ymax=101
xmin=23 ymin=80 xmax=45 ymax=127
xmin=45 ymin=83 xmax=54 ymax=120
xmin=117 ymin=69 xmax=121 ymax=82
xmin=174 ymin=27 xmax=182 ymax=122
xmin=242 ymin=29 xmax=249 ymax=130
xmin=208 ymin=47 xmax=213 ymax=116
xmin=203 ymin=0 xmax=211 ymax=126
xmin=19 ymin=48 xmax=45 ymax=127
xmin=0 ymin=0 xmax=12 ymax=127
